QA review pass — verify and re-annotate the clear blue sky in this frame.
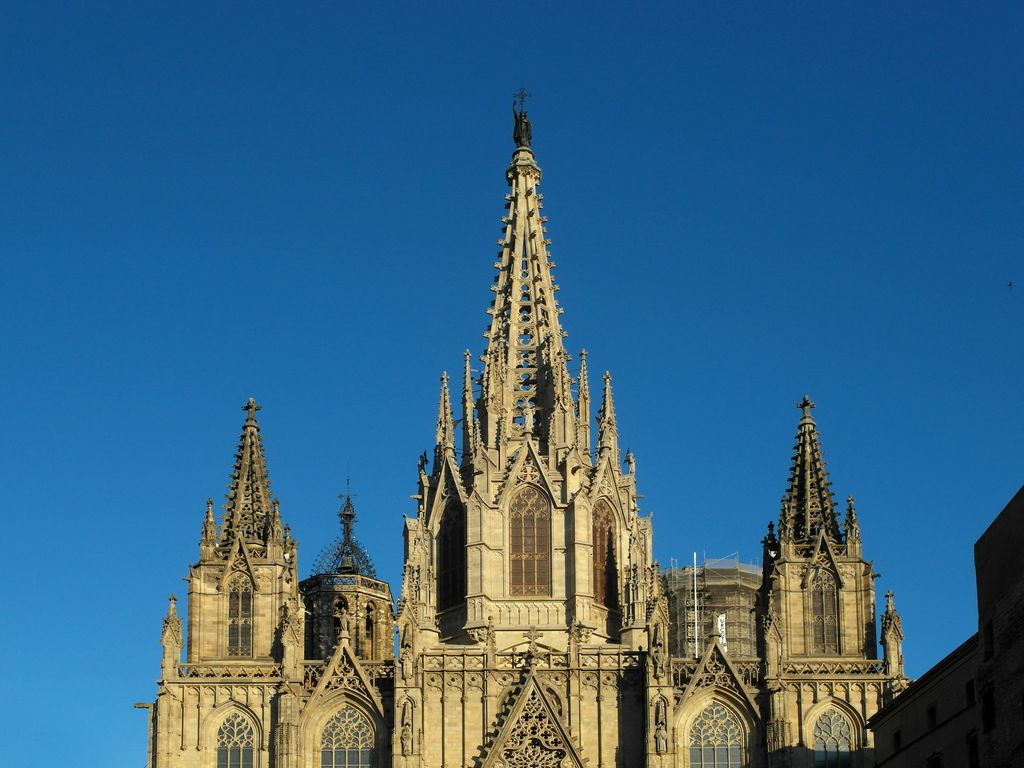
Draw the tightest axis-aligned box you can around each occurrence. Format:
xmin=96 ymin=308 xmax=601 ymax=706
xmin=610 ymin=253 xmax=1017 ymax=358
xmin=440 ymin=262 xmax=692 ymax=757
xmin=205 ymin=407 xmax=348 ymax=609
xmin=2 ymin=3 xmax=1021 ymax=765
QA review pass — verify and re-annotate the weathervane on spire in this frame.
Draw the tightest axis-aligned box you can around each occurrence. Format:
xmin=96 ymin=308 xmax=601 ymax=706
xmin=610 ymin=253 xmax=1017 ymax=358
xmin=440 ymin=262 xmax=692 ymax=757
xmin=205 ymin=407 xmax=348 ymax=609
xmin=513 ymin=88 xmax=533 ymax=148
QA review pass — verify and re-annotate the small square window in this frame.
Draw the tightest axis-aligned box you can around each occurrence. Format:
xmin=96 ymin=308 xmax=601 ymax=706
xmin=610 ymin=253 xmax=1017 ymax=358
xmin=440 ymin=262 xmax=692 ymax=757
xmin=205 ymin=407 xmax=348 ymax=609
xmin=965 ymin=679 xmax=976 ymax=706
xmin=893 ymin=730 xmax=902 ymax=751
xmin=927 ymin=704 xmax=937 ymax=729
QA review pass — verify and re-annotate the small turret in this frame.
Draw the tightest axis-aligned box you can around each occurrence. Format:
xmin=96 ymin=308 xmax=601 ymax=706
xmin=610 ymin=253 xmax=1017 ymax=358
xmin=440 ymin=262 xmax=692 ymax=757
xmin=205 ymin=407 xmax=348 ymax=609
xmin=576 ymin=350 xmax=592 ymax=462
xmin=160 ymin=595 xmax=182 ymax=678
xmin=303 ymin=489 xmax=394 ymax=662
xmin=881 ymin=590 xmax=906 ymax=681
xmin=199 ymin=498 xmax=217 ymax=560
xmin=597 ymin=371 xmax=621 ymax=467
xmin=434 ymin=372 xmax=455 ymax=465
xmin=844 ymin=495 xmax=862 ymax=557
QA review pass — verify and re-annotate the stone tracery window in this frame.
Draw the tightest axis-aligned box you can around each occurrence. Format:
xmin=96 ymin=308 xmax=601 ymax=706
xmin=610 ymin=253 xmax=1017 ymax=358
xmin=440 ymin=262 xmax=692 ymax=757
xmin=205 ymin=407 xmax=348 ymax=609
xmin=437 ymin=502 xmax=466 ymax=611
xmin=227 ymin=575 xmax=253 ymax=657
xmin=592 ymin=499 xmax=619 ymax=611
xmin=688 ymin=702 xmax=744 ymax=768
xmin=216 ymin=712 xmax=255 ymax=768
xmin=811 ymin=569 xmax=839 ymax=654
xmin=813 ymin=708 xmax=853 ymax=767
xmin=509 ymin=486 xmax=551 ymax=596
xmin=321 ymin=705 xmax=374 ymax=768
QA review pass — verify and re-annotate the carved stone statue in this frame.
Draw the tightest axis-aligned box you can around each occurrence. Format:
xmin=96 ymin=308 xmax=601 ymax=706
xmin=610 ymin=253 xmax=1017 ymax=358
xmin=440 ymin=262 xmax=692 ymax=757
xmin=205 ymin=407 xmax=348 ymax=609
xmin=513 ymin=106 xmax=532 ymax=148
xmin=655 ymin=722 xmax=668 ymax=755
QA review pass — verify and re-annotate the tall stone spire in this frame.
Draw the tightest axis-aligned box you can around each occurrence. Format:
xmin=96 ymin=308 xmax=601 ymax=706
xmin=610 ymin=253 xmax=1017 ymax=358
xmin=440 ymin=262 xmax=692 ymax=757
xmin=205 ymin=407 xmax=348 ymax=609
xmin=220 ymin=398 xmax=274 ymax=547
xmin=477 ymin=107 xmax=574 ymax=458
xmin=779 ymin=396 xmax=841 ymax=545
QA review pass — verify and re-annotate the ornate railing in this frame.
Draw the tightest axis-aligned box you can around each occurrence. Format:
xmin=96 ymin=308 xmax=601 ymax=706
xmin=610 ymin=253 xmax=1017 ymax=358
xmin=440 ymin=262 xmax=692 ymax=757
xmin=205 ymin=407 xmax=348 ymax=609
xmin=178 ymin=663 xmax=282 ymax=679
xmin=671 ymin=657 xmax=762 ymax=690
xmin=781 ymin=659 xmax=886 ymax=676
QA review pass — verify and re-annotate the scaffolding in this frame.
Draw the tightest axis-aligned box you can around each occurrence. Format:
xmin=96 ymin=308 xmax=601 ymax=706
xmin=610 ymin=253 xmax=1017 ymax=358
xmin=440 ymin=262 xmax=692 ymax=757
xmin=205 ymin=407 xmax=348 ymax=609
xmin=666 ymin=553 xmax=761 ymax=659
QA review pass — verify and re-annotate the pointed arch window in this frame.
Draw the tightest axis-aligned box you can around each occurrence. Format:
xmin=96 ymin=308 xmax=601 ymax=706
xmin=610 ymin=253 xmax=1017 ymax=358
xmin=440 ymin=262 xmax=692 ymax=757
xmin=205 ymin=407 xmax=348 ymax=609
xmin=227 ymin=575 xmax=253 ymax=657
xmin=592 ymin=499 xmax=619 ymax=611
xmin=811 ymin=568 xmax=839 ymax=654
xmin=510 ymin=486 xmax=551 ymax=596
xmin=437 ymin=502 xmax=467 ymax=611
xmin=216 ymin=712 xmax=255 ymax=768
xmin=321 ymin=705 xmax=374 ymax=768
xmin=813 ymin=708 xmax=853 ymax=767
xmin=688 ymin=702 xmax=744 ymax=767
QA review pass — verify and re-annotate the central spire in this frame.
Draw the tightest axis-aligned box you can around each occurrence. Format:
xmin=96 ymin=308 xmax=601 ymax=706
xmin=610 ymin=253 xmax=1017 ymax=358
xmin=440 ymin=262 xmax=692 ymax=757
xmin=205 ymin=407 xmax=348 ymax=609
xmin=476 ymin=106 xmax=574 ymax=456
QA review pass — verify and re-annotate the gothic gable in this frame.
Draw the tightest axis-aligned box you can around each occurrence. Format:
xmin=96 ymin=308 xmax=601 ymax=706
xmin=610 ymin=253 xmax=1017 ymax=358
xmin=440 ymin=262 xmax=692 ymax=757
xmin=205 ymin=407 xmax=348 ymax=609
xmin=496 ymin=442 xmax=558 ymax=508
xmin=680 ymin=639 xmax=759 ymax=715
xmin=426 ymin=454 xmax=469 ymax=529
xmin=802 ymin=530 xmax=845 ymax=589
xmin=307 ymin=636 xmax=382 ymax=715
xmin=219 ymin=536 xmax=259 ymax=591
xmin=481 ymin=671 xmax=586 ymax=768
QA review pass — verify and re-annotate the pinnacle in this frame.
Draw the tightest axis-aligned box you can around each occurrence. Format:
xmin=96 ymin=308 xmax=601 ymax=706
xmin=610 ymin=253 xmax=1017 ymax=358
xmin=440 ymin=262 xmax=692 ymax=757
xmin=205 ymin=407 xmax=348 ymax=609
xmin=220 ymin=398 xmax=275 ymax=547
xmin=780 ymin=395 xmax=840 ymax=544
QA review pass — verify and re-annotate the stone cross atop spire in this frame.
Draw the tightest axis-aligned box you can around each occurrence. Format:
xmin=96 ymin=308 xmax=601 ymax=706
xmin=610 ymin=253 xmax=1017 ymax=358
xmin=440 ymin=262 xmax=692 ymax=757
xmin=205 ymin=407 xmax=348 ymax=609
xmin=220 ymin=398 xmax=275 ymax=547
xmin=779 ymin=395 xmax=841 ymax=544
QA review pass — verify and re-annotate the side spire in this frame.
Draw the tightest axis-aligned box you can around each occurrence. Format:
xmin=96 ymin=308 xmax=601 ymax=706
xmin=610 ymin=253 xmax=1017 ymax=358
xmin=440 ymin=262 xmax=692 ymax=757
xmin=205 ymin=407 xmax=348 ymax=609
xmin=461 ymin=350 xmax=476 ymax=465
xmin=576 ymin=350 xmax=592 ymax=461
xmin=477 ymin=104 xmax=572 ymax=456
xmin=779 ymin=396 xmax=840 ymax=545
xmin=199 ymin=498 xmax=217 ymax=559
xmin=597 ymin=371 xmax=620 ymax=466
xmin=220 ymin=398 xmax=274 ymax=547
xmin=435 ymin=372 xmax=455 ymax=462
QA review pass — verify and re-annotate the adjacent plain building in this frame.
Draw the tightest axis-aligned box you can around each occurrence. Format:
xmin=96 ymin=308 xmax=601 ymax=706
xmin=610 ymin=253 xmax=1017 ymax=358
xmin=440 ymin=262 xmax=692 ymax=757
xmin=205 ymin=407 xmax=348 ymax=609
xmin=869 ymin=484 xmax=1024 ymax=768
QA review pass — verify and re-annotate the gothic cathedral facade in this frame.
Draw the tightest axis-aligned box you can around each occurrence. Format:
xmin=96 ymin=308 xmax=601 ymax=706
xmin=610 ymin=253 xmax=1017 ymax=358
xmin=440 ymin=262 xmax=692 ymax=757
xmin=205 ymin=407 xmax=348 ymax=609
xmin=143 ymin=110 xmax=908 ymax=768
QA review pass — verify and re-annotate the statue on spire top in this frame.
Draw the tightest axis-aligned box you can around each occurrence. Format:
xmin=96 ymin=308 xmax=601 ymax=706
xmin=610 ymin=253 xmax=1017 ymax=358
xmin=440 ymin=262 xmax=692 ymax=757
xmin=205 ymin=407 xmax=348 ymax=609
xmin=513 ymin=88 xmax=532 ymax=148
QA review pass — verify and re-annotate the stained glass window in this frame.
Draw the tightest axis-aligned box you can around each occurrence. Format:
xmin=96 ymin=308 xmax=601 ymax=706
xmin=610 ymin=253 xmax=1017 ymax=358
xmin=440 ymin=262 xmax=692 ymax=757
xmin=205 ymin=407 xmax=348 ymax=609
xmin=227 ymin=576 xmax=253 ymax=657
xmin=217 ymin=712 xmax=255 ymax=768
xmin=811 ymin=569 xmax=839 ymax=654
xmin=321 ymin=706 xmax=374 ymax=768
xmin=437 ymin=502 xmax=466 ymax=611
xmin=813 ymin=708 xmax=852 ymax=768
xmin=510 ymin=486 xmax=551 ymax=596
xmin=592 ymin=499 xmax=618 ymax=611
xmin=689 ymin=702 xmax=744 ymax=767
